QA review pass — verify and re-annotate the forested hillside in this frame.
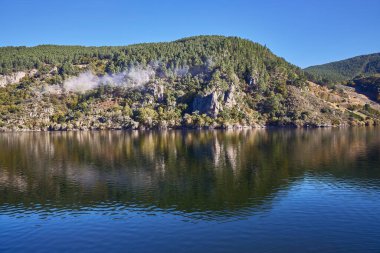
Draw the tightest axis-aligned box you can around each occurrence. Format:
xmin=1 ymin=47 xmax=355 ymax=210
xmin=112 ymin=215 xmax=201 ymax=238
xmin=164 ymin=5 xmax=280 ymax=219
xmin=345 ymin=75 xmax=380 ymax=102
xmin=305 ymin=53 xmax=380 ymax=83
xmin=0 ymin=36 xmax=379 ymax=131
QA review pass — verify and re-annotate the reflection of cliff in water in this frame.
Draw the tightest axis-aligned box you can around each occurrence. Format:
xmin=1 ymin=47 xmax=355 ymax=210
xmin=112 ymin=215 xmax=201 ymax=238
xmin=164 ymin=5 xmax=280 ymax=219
xmin=0 ymin=128 xmax=379 ymax=216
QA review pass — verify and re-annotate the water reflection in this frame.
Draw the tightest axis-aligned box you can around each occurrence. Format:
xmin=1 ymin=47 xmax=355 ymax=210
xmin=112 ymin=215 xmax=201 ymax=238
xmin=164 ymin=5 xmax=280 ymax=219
xmin=0 ymin=128 xmax=379 ymax=218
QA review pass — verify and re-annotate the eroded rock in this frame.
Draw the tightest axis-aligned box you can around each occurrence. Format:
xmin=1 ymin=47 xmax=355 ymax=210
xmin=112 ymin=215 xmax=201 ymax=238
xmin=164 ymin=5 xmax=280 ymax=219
xmin=0 ymin=71 xmax=27 ymax=87
xmin=192 ymin=91 xmax=222 ymax=117
xmin=192 ymin=84 xmax=238 ymax=117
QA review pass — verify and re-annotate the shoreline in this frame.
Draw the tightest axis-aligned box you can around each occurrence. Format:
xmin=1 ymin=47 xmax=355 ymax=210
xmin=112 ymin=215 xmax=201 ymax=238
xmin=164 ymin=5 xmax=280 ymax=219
xmin=0 ymin=122 xmax=378 ymax=132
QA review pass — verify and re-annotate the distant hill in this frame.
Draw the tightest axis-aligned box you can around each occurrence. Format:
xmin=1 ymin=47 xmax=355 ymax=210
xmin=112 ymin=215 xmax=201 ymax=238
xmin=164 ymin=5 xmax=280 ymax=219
xmin=346 ymin=75 xmax=380 ymax=102
xmin=305 ymin=53 xmax=380 ymax=83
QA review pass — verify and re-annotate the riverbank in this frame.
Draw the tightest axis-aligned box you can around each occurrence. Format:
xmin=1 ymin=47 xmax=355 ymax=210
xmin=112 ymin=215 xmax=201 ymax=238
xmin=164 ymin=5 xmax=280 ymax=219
xmin=0 ymin=120 xmax=378 ymax=132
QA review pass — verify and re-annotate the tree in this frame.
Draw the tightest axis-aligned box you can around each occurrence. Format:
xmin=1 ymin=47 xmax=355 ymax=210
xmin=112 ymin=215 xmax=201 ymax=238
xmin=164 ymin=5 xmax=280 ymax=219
xmin=58 ymin=62 xmax=76 ymax=76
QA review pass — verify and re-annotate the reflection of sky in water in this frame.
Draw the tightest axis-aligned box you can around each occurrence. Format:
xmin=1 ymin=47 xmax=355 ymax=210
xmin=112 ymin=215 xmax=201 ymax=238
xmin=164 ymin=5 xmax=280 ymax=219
xmin=1 ymin=176 xmax=379 ymax=253
xmin=0 ymin=129 xmax=380 ymax=252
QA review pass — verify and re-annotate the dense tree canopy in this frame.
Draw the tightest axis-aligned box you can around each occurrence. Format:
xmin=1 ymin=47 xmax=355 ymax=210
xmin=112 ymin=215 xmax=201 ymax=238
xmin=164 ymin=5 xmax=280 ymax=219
xmin=0 ymin=36 xmax=304 ymax=86
xmin=304 ymin=53 xmax=380 ymax=84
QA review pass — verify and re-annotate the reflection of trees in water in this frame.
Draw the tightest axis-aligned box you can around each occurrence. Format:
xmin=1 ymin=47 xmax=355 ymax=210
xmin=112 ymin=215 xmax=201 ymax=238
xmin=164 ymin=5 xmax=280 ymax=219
xmin=0 ymin=128 xmax=379 ymax=215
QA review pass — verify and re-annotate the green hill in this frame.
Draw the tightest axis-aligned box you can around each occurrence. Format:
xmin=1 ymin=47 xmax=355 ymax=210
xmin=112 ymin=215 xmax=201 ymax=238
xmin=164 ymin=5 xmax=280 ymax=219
xmin=0 ymin=36 xmax=379 ymax=130
xmin=304 ymin=53 xmax=380 ymax=83
xmin=346 ymin=75 xmax=380 ymax=102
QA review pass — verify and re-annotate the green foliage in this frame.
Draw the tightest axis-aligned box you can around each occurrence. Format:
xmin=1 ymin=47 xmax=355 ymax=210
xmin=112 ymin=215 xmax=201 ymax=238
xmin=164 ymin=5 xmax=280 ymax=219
xmin=183 ymin=112 xmax=213 ymax=128
xmin=50 ymin=113 xmax=66 ymax=123
xmin=134 ymin=107 xmax=158 ymax=126
xmin=305 ymin=53 xmax=380 ymax=83
xmin=348 ymin=75 xmax=380 ymax=102
xmin=122 ymin=104 xmax=133 ymax=117
xmin=58 ymin=62 xmax=78 ymax=77
xmin=261 ymin=92 xmax=284 ymax=117
xmin=0 ymin=36 xmax=306 ymax=88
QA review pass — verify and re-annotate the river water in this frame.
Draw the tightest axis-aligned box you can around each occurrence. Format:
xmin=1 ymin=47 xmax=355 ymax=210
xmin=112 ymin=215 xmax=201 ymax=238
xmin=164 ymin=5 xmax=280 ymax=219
xmin=0 ymin=129 xmax=379 ymax=252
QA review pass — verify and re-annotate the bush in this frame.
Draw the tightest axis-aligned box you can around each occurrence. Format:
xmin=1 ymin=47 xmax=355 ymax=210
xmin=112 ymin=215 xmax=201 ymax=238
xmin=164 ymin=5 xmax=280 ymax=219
xmin=135 ymin=107 xmax=158 ymax=127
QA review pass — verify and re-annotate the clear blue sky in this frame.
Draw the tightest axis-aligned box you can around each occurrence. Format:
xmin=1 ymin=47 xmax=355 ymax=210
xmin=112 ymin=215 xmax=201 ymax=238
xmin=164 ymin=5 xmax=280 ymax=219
xmin=1 ymin=0 xmax=379 ymax=68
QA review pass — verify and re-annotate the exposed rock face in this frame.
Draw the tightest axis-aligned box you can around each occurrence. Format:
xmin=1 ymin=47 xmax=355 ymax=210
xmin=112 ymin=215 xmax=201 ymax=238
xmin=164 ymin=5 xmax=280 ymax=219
xmin=224 ymin=84 xmax=237 ymax=108
xmin=146 ymin=83 xmax=165 ymax=103
xmin=50 ymin=66 xmax=58 ymax=74
xmin=192 ymin=91 xmax=222 ymax=117
xmin=0 ymin=71 xmax=26 ymax=87
xmin=192 ymin=84 xmax=238 ymax=117
xmin=154 ymin=83 xmax=165 ymax=102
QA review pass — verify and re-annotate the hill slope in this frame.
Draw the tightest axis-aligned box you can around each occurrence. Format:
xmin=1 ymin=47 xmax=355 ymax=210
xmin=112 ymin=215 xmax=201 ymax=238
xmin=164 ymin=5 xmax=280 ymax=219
xmin=0 ymin=36 xmax=379 ymax=130
xmin=305 ymin=53 xmax=380 ymax=83
xmin=346 ymin=75 xmax=380 ymax=102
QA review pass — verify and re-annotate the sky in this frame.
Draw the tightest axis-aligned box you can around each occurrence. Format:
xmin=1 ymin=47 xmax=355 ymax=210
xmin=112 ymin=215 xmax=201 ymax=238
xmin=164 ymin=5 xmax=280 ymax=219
xmin=1 ymin=0 xmax=379 ymax=68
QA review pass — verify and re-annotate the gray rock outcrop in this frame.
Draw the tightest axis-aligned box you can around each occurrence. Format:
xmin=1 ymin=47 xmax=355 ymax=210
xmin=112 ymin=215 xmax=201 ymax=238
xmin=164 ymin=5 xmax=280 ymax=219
xmin=192 ymin=84 xmax=238 ymax=117
xmin=0 ymin=71 xmax=26 ymax=87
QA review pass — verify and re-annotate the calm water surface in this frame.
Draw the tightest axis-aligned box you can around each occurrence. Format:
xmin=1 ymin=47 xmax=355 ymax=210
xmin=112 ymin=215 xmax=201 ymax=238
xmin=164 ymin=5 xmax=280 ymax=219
xmin=0 ymin=129 xmax=379 ymax=252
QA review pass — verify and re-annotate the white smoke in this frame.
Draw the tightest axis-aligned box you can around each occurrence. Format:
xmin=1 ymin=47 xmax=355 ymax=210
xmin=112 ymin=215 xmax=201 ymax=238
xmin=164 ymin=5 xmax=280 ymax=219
xmin=62 ymin=66 xmax=156 ymax=93
xmin=123 ymin=66 xmax=155 ymax=87
xmin=47 ymin=60 xmax=212 ymax=93
xmin=64 ymin=71 xmax=100 ymax=92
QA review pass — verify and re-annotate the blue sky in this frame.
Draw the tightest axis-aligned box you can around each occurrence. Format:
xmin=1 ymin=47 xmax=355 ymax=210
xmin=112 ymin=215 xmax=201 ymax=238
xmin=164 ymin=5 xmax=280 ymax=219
xmin=1 ymin=0 xmax=379 ymax=67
